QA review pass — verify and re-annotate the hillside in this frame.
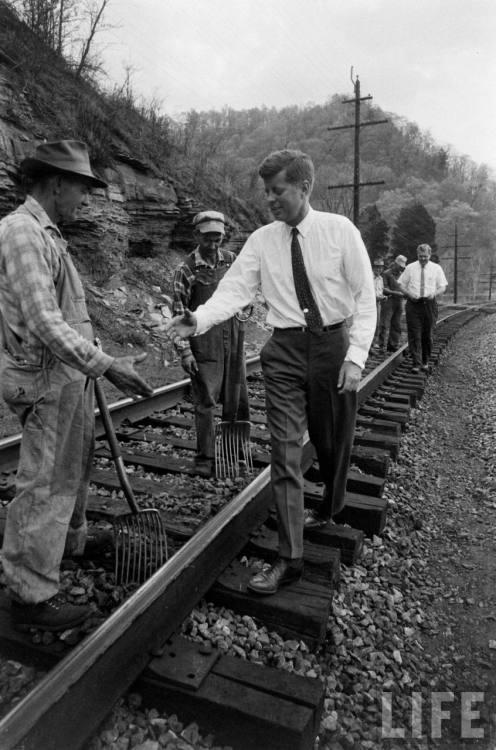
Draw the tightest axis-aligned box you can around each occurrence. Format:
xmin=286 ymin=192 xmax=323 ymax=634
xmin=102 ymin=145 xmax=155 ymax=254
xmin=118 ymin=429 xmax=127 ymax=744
xmin=0 ymin=0 xmax=270 ymax=408
xmin=0 ymin=0 xmax=495 ymax=403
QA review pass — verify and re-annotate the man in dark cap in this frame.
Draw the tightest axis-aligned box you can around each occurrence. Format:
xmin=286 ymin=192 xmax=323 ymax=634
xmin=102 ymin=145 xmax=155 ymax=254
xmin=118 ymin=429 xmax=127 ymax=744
xmin=376 ymin=254 xmax=407 ymax=353
xmin=172 ymin=210 xmax=249 ymax=474
xmin=0 ymin=140 xmax=153 ymax=631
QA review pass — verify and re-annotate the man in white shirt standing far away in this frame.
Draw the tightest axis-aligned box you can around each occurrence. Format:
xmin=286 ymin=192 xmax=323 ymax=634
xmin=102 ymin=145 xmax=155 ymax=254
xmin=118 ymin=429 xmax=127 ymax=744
xmin=166 ymin=149 xmax=376 ymax=595
xmin=398 ymin=243 xmax=448 ymax=374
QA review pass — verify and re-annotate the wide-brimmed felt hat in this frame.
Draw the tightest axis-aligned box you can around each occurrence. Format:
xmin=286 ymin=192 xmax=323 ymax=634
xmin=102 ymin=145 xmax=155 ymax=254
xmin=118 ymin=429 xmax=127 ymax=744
xmin=193 ymin=210 xmax=225 ymax=235
xmin=20 ymin=140 xmax=107 ymax=188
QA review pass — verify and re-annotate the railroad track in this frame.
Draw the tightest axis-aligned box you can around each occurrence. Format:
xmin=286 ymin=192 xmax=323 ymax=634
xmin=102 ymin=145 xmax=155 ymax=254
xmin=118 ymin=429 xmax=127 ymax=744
xmin=0 ymin=304 xmax=484 ymax=750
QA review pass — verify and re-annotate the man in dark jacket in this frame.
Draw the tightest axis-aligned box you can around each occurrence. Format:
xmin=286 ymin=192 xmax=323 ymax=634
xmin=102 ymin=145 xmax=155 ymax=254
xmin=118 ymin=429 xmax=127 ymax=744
xmin=377 ymin=254 xmax=407 ymax=352
xmin=172 ymin=210 xmax=249 ymax=475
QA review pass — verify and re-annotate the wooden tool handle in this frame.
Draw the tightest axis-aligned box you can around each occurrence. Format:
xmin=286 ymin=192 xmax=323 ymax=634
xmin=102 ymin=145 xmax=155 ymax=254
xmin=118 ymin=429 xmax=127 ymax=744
xmin=228 ymin=320 xmax=245 ymax=420
xmin=94 ymin=377 xmax=140 ymax=514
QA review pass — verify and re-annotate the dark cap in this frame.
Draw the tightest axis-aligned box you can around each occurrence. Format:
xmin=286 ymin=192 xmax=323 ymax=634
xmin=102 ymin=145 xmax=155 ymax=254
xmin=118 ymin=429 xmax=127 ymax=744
xmin=193 ymin=210 xmax=225 ymax=235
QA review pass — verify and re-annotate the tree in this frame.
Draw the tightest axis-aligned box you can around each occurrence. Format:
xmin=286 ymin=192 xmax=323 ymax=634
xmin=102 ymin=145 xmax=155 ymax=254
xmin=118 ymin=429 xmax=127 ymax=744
xmin=9 ymin=0 xmax=109 ymax=78
xmin=359 ymin=204 xmax=389 ymax=261
xmin=75 ymin=0 xmax=109 ymax=78
xmin=391 ymin=203 xmax=436 ymax=261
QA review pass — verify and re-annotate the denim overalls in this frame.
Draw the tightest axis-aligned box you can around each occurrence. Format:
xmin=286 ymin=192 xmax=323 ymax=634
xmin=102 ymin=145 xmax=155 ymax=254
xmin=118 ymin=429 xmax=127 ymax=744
xmin=187 ymin=252 xmax=249 ymax=459
xmin=1 ymin=223 xmax=95 ymax=603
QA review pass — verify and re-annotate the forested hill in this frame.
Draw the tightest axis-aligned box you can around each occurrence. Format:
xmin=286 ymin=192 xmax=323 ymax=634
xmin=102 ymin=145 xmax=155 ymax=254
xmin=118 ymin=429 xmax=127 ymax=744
xmin=177 ymin=101 xmax=496 ymax=299
xmin=0 ymin=0 xmax=495 ymax=303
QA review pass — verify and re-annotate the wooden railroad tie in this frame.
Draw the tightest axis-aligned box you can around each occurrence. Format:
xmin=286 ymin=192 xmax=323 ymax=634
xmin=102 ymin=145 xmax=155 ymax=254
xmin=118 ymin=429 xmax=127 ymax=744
xmin=208 ymin=557 xmax=336 ymax=650
xmin=358 ymin=403 xmax=410 ymax=430
xmin=264 ymin=509 xmax=364 ymax=567
xmin=302 ymin=481 xmax=387 ymax=538
xmin=137 ymin=633 xmax=324 ymax=750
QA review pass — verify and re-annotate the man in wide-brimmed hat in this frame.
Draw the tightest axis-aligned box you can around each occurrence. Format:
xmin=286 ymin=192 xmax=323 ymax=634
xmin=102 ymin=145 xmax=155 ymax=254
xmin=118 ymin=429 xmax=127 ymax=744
xmin=0 ymin=140 xmax=153 ymax=631
xmin=171 ymin=210 xmax=249 ymax=475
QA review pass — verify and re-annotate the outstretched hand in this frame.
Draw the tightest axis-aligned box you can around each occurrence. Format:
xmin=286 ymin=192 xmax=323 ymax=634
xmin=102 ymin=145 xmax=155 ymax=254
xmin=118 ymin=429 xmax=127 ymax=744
xmin=165 ymin=309 xmax=198 ymax=338
xmin=104 ymin=351 xmax=153 ymax=398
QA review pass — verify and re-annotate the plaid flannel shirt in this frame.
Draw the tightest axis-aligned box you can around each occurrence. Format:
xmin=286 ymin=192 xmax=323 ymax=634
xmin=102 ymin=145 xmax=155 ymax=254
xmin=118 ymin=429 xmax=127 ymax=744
xmin=172 ymin=247 xmax=236 ymax=356
xmin=0 ymin=195 xmax=113 ymax=376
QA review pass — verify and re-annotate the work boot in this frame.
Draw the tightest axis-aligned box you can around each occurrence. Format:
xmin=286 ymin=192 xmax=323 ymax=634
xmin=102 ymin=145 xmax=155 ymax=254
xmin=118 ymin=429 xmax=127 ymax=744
xmin=193 ymin=455 xmax=213 ymax=476
xmin=11 ymin=594 xmax=91 ymax=632
xmin=64 ymin=529 xmax=114 ymax=560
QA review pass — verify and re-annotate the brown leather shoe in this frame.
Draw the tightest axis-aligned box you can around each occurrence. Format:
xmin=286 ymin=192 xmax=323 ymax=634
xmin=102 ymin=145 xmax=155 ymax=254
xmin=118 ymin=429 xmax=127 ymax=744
xmin=247 ymin=558 xmax=303 ymax=595
xmin=11 ymin=594 xmax=92 ymax=632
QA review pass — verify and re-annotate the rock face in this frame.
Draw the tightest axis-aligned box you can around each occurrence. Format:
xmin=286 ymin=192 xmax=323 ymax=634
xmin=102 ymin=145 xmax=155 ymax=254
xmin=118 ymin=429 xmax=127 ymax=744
xmin=0 ymin=94 xmax=195 ymax=283
xmin=0 ymin=62 xmax=247 ymax=285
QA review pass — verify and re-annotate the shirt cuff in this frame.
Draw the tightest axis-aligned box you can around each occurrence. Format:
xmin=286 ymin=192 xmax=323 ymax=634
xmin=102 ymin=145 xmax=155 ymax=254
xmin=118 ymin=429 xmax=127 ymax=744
xmin=345 ymin=345 xmax=367 ymax=370
xmin=86 ymin=349 xmax=115 ymax=378
xmin=194 ymin=309 xmax=209 ymax=336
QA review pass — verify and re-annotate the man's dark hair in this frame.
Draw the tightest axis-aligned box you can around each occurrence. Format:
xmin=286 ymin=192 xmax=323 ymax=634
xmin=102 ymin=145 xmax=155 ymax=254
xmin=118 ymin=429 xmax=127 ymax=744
xmin=258 ymin=149 xmax=314 ymax=188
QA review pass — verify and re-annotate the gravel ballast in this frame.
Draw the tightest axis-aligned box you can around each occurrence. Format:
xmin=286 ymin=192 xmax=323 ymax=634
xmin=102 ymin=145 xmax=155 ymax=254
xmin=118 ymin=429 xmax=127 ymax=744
xmin=87 ymin=312 xmax=496 ymax=750
xmin=6 ymin=312 xmax=496 ymax=750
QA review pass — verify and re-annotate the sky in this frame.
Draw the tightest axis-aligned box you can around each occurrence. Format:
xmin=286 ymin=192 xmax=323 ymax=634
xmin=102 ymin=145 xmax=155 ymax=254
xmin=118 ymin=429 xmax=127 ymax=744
xmin=99 ymin=0 xmax=496 ymax=171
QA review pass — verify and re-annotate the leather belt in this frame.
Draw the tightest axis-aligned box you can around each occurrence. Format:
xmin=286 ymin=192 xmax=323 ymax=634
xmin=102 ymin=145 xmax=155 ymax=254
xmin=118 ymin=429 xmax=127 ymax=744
xmin=274 ymin=321 xmax=345 ymax=333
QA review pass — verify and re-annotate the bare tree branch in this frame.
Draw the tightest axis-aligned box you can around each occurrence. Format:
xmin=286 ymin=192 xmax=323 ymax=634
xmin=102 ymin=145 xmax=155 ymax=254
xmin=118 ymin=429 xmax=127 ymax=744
xmin=75 ymin=0 xmax=108 ymax=77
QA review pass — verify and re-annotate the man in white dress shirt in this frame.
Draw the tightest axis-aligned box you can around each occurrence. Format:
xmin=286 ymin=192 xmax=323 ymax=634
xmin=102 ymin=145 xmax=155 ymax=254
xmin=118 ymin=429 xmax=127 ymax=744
xmin=166 ymin=149 xmax=376 ymax=594
xmin=398 ymin=243 xmax=448 ymax=373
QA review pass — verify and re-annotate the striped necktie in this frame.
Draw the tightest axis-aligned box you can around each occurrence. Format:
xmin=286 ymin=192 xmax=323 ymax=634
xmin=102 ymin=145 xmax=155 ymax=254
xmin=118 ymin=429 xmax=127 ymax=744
xmin=290 ymin=227 xmax=323 ymax=330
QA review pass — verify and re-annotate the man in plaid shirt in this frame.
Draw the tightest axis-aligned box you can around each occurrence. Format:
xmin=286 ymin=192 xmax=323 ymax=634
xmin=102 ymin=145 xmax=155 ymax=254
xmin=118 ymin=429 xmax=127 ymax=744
xmin=0 ymin=140 xmax=152 ymax=632
xmin=172 ymin=210 xmax=249 ymax=474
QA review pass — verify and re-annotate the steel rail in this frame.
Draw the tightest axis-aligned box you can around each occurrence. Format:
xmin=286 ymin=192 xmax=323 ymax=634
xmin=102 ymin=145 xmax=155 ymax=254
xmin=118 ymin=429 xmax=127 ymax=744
xmin=0 ymin=356 xmax=262 ymax=471
xmin=0 ymin=307 xmax=482 ymax=749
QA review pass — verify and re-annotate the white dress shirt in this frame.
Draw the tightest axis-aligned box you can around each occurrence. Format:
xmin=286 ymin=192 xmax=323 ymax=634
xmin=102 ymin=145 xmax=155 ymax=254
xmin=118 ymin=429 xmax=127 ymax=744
xmin=194 ymin=207 xmax=377 ymax=369
xmin=398 ymin=261 xmax=448 ymax=299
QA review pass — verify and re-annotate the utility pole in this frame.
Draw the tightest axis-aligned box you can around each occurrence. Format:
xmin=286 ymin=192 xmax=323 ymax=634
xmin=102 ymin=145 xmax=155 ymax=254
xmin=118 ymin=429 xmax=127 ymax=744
xmin=327 ymin=68 xmax=388 ymax=225
xmin=477 ymin=261 xmax=496 ymax=301
xmin=440 ymin=221 xmax=471 ymax=303
xmin=454 ymin=223 xmax=461 ymax=304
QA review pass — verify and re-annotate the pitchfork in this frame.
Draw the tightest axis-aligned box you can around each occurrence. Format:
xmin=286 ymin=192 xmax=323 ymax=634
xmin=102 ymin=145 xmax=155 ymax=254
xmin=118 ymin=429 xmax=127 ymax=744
xmin=94 ymin=358 xmax=167 ymax=585
xmin=214 ymin=308 xmax=253 ymax=479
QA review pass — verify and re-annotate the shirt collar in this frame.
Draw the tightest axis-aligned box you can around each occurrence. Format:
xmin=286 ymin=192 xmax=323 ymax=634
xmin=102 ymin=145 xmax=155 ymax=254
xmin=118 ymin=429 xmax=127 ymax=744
xmin=286 ymin=206 xmax=314 ymax=240
xmin=23 ymin=195 xmax=62 ymax=237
